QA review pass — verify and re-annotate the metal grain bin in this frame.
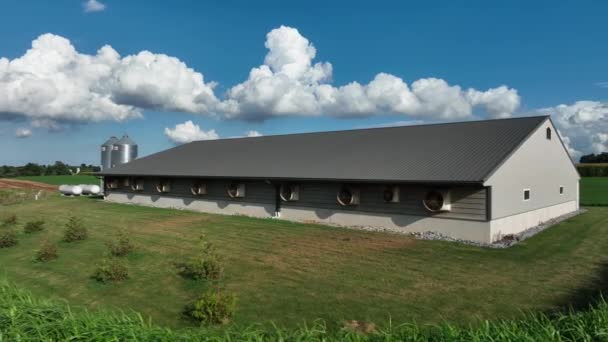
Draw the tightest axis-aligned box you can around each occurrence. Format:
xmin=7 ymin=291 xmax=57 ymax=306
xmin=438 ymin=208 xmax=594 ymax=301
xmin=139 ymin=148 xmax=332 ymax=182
xmin=101 ymin=136 xmax=118 ymax=170
xmin=111 ymin=134 xmax=138 ymax=167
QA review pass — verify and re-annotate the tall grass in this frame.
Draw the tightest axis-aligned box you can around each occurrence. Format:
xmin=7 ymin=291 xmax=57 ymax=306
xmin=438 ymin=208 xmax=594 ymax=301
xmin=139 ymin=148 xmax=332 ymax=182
xmin=0 ymin=279 xmax=606 ymax=341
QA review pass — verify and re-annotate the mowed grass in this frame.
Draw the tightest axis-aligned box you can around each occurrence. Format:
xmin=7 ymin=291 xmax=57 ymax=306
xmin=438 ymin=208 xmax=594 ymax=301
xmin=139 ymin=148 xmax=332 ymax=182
xmin=581 ymin=177 xmax=608 ymax=206
xmin=15 ymin=175 xmax=99 ymax=186
xmin=1 ymin=193 xmax=608 ymax=329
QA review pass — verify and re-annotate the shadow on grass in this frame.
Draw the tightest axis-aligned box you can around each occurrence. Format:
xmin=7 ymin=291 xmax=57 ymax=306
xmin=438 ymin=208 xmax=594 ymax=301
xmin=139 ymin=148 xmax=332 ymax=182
xmin=550 ymin=260 xmax=608 ymax=312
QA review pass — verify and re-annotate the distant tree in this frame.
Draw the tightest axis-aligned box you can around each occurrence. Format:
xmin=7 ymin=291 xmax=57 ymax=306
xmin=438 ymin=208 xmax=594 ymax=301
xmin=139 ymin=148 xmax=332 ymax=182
xmin=580 ymin=152 xmax=608 ymax=163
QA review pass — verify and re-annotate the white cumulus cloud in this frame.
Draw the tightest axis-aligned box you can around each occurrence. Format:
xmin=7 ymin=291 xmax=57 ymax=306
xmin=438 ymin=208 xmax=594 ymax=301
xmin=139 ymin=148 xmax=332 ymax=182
xmin=220 ymin=26 xmax=520 ymax=120
xmin=164 ymin=120 xmax=219 ymax=144
xmin=538 ymin=101 xmax=608 ymax=160
xmin=83 ymin=0 xmax=106 ymax=13
xmin=245 ymin=130 xmax=263 ymax=137
xmin=15 ymin=128 xmax=32 ymax=138
xmin=0 ymin=33 xmax=218 ymax=126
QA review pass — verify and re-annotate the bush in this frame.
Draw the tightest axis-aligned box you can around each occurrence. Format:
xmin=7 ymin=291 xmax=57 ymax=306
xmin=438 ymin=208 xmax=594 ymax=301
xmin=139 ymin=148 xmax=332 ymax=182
xmin=23 ymin=220 xmax=45 ymax=234
xmin=183 ymin=289 xmax=236 ymax=325
xmin=91 ymin=258 xmax=129 ymax=283
xmin=176 ymin=257 xmax=222 ymax=281
xmin=2 ymin=214 xmax=17 ymax=227
xmin=106 ymin=230 xmax=135 ymax=257
xmin=175 ymin=235 xmax=223 ymax=280
xmin=63 ymin=216 xmax=87 ymax=242
xmin=0 ymin=230 xmax=17 ymax=248
xmin=35 ymin=239 xmax=58 ymax=262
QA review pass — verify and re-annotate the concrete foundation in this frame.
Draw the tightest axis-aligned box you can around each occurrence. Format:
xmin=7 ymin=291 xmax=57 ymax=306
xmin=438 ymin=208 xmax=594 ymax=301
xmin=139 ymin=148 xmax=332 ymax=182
xmin=490 ymin=200 xmax=578 ymax=241
xmin=105 ymin=193 xmax=578 ymax=244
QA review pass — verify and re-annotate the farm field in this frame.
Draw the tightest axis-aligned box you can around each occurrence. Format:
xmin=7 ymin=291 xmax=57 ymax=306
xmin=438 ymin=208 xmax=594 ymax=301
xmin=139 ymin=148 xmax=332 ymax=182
xmin=580 ymin=177 xmax=608 ymax=206
xmin=1 ymin=190 xmax=607 ymax=329
xmin=15 ymin=175 xmax=99 ymax=186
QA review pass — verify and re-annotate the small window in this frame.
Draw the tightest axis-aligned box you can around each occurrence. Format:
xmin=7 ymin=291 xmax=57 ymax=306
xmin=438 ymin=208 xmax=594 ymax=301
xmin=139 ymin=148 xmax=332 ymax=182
xmin=101 ymin=146 xmax=106 ymax=151
xmin=523 ymin=189 xmax=530 ymax=201
xmin=113 ymin=145 xmax=118 ymax=150
xmin=559 ymin=186 xmax=564 ymax=195
xmin=546 ymin=127 xmax=552 ymax=140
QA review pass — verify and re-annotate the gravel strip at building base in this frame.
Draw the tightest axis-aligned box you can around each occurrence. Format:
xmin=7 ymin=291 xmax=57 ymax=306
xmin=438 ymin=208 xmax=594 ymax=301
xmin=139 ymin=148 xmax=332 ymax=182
xmin=410 ymin=209 xmax=587 ymax=248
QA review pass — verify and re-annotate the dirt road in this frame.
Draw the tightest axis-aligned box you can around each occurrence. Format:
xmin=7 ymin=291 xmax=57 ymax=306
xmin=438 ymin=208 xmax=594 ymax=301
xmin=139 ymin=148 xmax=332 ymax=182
xmin=0 ymin=179 xmax=57 ymax=191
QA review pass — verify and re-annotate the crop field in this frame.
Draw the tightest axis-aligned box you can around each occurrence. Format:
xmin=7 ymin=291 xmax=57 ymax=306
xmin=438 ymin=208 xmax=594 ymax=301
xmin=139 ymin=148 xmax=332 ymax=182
xmin=580 ymin=177 xmax=608 ymax=206
xmin=15 ymin=175 xmax=99 ymax=186
xmin=1 ymin=189 xmax=607 ymax=330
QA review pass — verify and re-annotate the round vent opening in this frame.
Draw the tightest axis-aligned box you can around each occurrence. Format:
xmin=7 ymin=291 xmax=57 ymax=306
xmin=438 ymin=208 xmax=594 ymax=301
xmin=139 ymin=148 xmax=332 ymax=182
xmin=423 ymin=190 xmax=444 ymax=212
xmin=156 ymin=179 xmax=170 ymax=193
xmin=227 ymin=183 xmax=239 ymax=198
xmin=130 ymin=178 xmax=141 ymax=191
xmin=280 ymin=185 xmax=294 ymax=201
xmin=191 ymin=182 xmax=206 ymax=196
xmin=337 ymin=187 xmax=354 ymax=206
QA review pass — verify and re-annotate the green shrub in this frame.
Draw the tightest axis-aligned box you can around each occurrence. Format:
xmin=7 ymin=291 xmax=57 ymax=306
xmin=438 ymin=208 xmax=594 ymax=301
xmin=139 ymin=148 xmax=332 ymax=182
xmin=0 ymin=230 xmax=17 ymax=248
xmin=175 ymin=235 xmax=223 ymax=280
xmin=92 ymin=258 xmax=129 ymax=283
xmin=23 ymin=220 xmax=45 ymax=234
xmin=106 ymin=230 xmax=135 ymax=257
xmin=176 ymin=257 xmax=222 ymax=281
xmin=2 ymin=214 xmax=17 ymax=227
xmin=63 ymin=216 xmax=87 ymax=242
xmin=183 ymin=289 xmax=236 ymax=325
xmin=35 ymin=239 xmax=58 ymax=262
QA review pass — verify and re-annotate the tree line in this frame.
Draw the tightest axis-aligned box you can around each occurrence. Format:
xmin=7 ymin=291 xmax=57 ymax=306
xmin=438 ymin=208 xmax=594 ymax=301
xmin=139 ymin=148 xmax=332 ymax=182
xmin=0 ymin=162 xmax=100 ymax=178
xmin=580 ymin=153 xmax=608 ymax=164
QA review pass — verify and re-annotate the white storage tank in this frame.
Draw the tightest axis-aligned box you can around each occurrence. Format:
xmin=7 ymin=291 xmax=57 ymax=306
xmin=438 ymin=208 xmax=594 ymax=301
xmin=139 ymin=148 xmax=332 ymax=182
xmin=79 ymin=184 xmax=101 ymax=195
xmin=58 ymin=185 xmax=83 ymax=196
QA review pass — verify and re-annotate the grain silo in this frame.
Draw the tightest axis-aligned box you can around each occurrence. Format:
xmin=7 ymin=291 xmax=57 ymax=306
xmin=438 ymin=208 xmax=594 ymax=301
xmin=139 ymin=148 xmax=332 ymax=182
xmin=111 ymin=134 xmax=138 ymax=168
xmin=100 ymin=136 xmax=118 ymax=170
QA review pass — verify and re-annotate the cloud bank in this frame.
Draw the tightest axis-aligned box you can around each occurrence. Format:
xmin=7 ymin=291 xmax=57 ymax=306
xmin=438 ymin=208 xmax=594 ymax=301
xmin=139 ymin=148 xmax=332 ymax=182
xmin=538 ymin=101 xmax=608 ymax=159
xmin=2 ymin=26 xmax=605 ymax=157
xmin=0 ymin=26 xmax=518 ymax=126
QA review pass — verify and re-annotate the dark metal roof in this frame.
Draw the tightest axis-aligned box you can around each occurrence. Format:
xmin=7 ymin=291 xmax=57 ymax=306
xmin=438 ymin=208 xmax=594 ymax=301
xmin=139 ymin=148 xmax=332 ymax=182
xmin=99 ymin=116 xmax=548 ymax=183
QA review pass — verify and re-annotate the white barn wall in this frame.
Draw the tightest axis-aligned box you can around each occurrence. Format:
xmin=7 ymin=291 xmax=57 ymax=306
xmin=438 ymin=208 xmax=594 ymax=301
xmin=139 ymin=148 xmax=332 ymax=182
xmin=485 ymin=118 xmax=580 ymax=239
xmin=489 ymin=200 xmax=577 ymax=241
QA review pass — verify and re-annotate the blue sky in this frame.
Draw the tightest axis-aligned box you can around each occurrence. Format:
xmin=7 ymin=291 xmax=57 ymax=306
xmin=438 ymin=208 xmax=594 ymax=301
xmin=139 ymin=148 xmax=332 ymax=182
xmin=0 ymin=0 xmax=606 ymax=165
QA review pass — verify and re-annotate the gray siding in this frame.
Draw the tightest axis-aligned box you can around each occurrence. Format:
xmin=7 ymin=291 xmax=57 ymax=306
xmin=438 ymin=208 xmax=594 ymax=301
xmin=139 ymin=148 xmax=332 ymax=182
xmin=106 ymin=177 xmax=487 ymax=221
xmin=107 ymin=178 xmax=276 ymax=204
xmin=280 ymin=182 xmax=487 ymax=221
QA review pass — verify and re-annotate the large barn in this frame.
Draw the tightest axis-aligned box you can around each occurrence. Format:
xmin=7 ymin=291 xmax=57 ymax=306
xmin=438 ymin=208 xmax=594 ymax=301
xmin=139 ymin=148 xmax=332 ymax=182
xmin=99 ymin=116 xmax=580 ymax=243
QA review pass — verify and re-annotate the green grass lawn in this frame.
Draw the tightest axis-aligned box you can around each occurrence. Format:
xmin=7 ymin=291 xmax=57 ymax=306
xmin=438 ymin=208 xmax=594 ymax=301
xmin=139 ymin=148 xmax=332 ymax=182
xmin=580 ymin=177 xmax=608 ymax=206
xmin=1 ymin=192 xmax=607 ymax=330
xmin=15 ymin=175 xmax=99 ymax=186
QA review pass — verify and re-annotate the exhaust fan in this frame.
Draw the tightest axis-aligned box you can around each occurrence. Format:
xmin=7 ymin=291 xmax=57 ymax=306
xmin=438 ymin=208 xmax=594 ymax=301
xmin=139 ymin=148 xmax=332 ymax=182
xmin=337 ymin=186 xmax=360 ymax=206
xmin=280 ymin=184 xmax=300 ymax=201
xmin=155 ymin=179 xmax=171 ymax=193
xmin=422 ymin=190 xmax=451 ymax=212
xmin=191 ymin=182 xmax=207 ymax=196
xmin=106 ymin=179 xmax=118 ymax=189
xmin=383 ymin=185 xmax=400 ymax=203
xmin=227 ymin=183 xmax=246 ymax=198
xmin=130 ymin=178 xmax=144 ymax=191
